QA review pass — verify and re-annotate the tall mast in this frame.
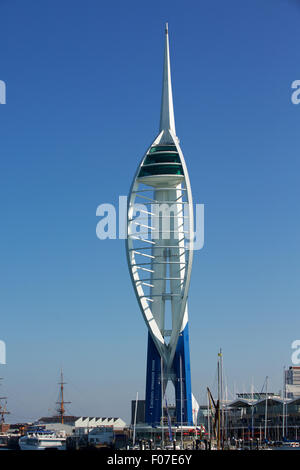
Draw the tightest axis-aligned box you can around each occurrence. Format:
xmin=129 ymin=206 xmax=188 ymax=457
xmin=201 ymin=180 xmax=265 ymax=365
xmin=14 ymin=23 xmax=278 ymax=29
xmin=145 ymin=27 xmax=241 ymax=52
xmin=220 ymin=349 xmax=224 ymax=446
xmin=282 ymin=366 xmax=286 ymax=439
xmin=217 ymin=350 xmax=221 ymax=450
xmin=159 ymin=23 xmax=176 ymax=135
xmin=56 ymin=369 xmax=71 ymax=424
xmin=251 ymin=378 xmax=254 ymax=439
xmin=0 ymin=379 xmax=10 ymax=425
xmin=0 ymin=401 xmax=10 ymax=425
xmin=264 ymin=376 xmax=268 ymax=440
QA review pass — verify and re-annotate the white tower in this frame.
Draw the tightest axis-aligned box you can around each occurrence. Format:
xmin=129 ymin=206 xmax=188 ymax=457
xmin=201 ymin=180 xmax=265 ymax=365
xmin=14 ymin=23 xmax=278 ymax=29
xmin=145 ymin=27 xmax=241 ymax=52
xmin=126 ymin=24 xmax=197 ymax=425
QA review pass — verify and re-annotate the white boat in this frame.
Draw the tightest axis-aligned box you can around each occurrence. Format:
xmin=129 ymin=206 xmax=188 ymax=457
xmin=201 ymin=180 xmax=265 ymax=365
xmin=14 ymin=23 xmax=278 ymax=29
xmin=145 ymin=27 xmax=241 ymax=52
xmin=19 ymin=428 xmax=66 ymax=450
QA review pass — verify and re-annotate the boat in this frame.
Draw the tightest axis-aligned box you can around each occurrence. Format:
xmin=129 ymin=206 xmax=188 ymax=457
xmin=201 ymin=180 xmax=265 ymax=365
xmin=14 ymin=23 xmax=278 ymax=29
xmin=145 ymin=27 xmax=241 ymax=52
xmin=19 ymin=428 xmax=66 ymax=450
xmin=0 ymin=433 xmax=8 ymax=448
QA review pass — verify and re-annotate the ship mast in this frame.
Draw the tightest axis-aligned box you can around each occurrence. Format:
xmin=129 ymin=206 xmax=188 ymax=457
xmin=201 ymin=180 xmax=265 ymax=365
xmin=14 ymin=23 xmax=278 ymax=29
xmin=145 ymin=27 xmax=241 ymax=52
xmin=56 ymin=369 xmax=71 ymax=424
xmin=0 ymin=378 xmax=10 ymax=425
xmin=0 ymin=401 xmax=10 ymax=425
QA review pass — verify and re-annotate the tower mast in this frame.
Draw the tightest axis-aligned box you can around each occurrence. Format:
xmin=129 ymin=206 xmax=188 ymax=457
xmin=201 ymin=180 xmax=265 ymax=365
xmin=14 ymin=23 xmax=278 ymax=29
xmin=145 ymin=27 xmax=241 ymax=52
xmin=160 ymin=22 xmax=176 ymax=135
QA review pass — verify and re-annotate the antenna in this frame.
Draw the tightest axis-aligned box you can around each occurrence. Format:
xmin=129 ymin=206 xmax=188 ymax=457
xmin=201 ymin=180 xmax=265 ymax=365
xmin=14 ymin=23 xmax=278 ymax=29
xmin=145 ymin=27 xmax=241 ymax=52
xmin=56 ymin=369 xmax=71 ymax=424
xmin=159 ymin=22 xmax=176 ymax=135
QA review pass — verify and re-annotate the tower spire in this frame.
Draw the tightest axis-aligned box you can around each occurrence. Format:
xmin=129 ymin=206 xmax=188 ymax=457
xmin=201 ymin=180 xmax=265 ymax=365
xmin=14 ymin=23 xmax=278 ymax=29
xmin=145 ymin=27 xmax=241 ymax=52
xmin=159 ymin=23 xmax=176 ymax=136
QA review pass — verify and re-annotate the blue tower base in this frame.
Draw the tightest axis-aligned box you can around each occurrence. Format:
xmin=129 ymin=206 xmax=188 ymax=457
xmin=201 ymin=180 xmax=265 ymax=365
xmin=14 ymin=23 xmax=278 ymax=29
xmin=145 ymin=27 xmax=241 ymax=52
xmin=145 ymin=324 xmax=193 ymax=426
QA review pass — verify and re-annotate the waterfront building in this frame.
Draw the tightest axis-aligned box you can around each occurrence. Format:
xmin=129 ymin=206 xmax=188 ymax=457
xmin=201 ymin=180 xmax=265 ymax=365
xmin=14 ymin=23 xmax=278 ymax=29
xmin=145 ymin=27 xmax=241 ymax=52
xmin=199 ymin=394 xmax=300 ymax=441
xmin=74 ymin=417 xmax=126 ymax=435
xmin=87 ymin=426 xmax=114 ymax=446
xmin=285 ymin=366 xmax=300 ymax=399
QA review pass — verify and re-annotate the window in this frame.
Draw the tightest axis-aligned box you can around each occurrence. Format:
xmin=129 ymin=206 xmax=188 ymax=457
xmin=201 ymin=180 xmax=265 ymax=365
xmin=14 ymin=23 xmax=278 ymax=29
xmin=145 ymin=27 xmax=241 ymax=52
xmin=149 ymin=145 xmax=177 ymax=153
xmin=138 ymin=164 xmax=184 ymax=177
xmin=144 ymin=153 xmax=180 ymax=165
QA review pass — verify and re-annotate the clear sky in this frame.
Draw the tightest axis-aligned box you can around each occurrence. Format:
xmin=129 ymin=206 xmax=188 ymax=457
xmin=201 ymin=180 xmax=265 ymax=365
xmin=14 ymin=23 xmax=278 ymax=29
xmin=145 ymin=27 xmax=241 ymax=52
xmin=0 ymin=0 xmax=299 ymax=423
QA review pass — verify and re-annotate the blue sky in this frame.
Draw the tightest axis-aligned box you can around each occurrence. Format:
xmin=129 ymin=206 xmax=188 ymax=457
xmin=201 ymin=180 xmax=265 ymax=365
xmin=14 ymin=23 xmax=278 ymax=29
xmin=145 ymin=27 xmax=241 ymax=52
xmin=0 ymin=0 xmax=299 ymax=423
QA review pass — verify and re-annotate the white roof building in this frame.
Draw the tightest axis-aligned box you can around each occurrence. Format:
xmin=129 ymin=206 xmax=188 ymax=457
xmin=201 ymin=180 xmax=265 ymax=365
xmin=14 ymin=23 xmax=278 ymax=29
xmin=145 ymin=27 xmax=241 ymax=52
xmin=74 ymin=417 xmax=126 ymax=434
